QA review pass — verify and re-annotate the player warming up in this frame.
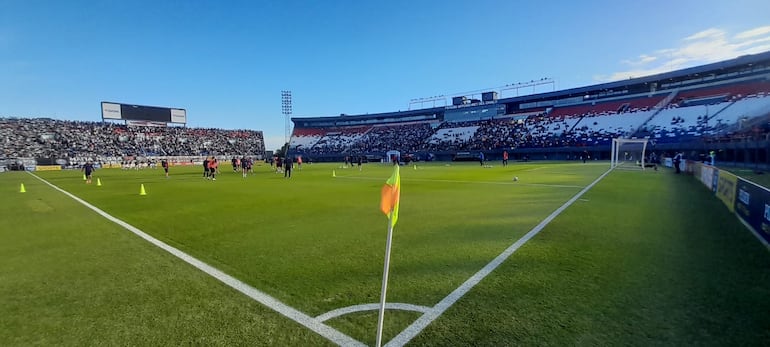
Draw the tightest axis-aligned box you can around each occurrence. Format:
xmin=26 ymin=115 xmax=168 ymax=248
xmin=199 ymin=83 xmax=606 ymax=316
xmin=208 ymin=156 xmax=218 ymax=180
xmin=82 ymin=161 xmax=95 ymax=184
xmin=161 ymin=159 xmax=169 ymax=178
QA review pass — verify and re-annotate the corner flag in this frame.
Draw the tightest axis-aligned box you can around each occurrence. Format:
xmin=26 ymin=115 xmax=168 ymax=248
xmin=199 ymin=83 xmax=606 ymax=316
xmin=380 ymin=164 xmax=400 ymax=226
xmin=376 ymin=163 xmax=401 ymax=347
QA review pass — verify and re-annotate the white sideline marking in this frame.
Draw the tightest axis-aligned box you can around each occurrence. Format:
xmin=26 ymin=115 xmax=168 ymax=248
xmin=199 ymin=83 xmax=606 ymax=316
xmin=316 ymin=303 xmax=431 ymax=322
xmin=338 ymin=176 xmax=584 ymax=189
xmin=27 ymin=172 xmax=365 ymax=347
xmin=384 ymin=168 xmax=613 ymax=347
xmin=736 ymin=214 xmax=770 ymax=249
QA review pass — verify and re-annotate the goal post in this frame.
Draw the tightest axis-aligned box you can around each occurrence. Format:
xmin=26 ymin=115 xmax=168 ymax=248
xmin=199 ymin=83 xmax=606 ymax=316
xmin=611 ymin=138 xmax=649 ymax=170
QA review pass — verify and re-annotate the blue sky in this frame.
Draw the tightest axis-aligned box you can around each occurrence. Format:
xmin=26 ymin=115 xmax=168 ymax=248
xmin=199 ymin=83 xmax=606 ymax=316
xmin=2 ymin=0 xmax=770 ymax=151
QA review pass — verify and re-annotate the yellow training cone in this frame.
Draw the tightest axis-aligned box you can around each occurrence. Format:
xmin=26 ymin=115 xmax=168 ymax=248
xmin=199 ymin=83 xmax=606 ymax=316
xmin=140 ymin=184 xmax=147 ymax=196
xmin=20 ymin=183 xmax=26 ymax=193
xmin=97 ymin=178 xmax=102 ymax=186
xmin=83 ymin=174 xmax=87 ymax=181
xmin=332 ymin=170 xmax=336 ymax=177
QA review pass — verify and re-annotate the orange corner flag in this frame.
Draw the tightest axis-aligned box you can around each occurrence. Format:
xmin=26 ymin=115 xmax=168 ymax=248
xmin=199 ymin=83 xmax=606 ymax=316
xmin=380 ymin=164 xmax=401 ymax=226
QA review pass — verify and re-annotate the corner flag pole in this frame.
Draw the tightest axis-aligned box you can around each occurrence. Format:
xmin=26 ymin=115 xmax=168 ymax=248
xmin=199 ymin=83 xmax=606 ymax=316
xmin=375 ymin=212 xmax=395 ymax=347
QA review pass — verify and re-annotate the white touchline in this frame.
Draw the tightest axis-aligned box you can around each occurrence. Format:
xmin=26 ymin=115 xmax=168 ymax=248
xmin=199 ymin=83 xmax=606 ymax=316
xmin=384 ymin=168 xmax=613 ymax=347
xmin=27 ymin=172 xmax=366 ymax=347
xmin=316 ymin=303 xmax=431 ymax=322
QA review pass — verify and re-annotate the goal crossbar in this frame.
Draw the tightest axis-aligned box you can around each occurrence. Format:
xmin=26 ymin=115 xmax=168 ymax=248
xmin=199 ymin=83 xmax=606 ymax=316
xmin=611 ymin=138 xmax=648 ymax=170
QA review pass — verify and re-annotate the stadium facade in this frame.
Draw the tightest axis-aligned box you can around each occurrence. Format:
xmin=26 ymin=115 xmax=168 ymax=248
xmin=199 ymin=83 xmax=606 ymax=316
xmin=290 ymin=51 xmax=770 ymax=165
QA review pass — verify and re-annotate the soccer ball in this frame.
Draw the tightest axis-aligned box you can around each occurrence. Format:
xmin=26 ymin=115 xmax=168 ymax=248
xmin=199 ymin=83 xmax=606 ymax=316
xmin=513 ymin=176 xmax=519 ymax=181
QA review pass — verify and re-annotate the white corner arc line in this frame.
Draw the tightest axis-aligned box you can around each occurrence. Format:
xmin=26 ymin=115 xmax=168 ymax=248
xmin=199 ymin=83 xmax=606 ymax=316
xmin=26 ymin=172 xmax=366 ymax=347
xmin=384 ymin=168 xmax=614 ymax=347
xmin=316 ymin=303 xmax=432 ymax=322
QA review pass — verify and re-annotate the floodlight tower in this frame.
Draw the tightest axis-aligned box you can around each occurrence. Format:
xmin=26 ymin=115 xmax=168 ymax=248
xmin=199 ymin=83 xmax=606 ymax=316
xmin=281 ymin=90 xmax=292 ymax=150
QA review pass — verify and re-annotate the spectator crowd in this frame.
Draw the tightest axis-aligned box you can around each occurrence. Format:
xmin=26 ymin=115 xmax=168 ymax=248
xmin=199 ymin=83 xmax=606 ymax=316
xmin=4 ymin=88 xmax=768 ymax=163
xmin=0 ymin=118 xmax=265 ymax=160
xmin=289 ymin=91 xmax=770 ymax=156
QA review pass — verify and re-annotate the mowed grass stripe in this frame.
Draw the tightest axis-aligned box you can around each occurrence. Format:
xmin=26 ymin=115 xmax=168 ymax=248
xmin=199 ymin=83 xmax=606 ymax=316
xmin=0 ymin=171 xmax=334 ymax=346
xmin=408 ymin=169 xmax=770 ymax=346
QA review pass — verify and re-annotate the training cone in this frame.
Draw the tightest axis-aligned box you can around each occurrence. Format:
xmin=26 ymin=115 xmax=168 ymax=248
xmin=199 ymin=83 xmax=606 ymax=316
xmin=96 ymin=178 xmax=102 ymax=186
xmin=414 ymin=164 xmax=417 ymax=170
xmin=20 ymin=183 xmax=26 ymax=193
xmin=332 ymin=170 xmax=336 ymax=177
xmin=139 ymin=184 xmax=147 ymax=196
xmin=83 ymin=174 xmax=87 ymax=181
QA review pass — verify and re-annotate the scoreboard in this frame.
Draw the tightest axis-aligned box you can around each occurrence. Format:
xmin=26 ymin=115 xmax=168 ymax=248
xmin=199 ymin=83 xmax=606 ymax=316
xmin=101 ymin=102 xmax=187 ymax=124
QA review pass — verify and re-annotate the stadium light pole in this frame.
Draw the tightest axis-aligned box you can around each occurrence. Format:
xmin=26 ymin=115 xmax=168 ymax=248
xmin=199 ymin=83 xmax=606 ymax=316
xmin=281 ymin=90 xmax=292 ymax=153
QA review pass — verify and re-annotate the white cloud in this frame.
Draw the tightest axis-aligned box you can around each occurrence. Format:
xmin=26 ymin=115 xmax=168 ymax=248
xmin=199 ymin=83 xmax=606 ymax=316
xmin=621 ymin=54 xmax=658 ymax=66
xmin=735 ymin=26 xmax=770 ymax=40
xmin=685 ymin=28 xmax=724 ymax=41
xmin=597 ymin=26 xmax=770 ymax=82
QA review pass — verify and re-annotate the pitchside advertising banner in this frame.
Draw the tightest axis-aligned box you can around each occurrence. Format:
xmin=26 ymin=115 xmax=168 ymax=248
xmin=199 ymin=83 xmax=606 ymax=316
xmin=690 ymin=162 xmax=717 ymax=192
xmin=716 ymin=171 xmax=738 ymax=213
xmin=35 ymin=165 xmax=62 ymax=171
xmin=734 ymin=179 xmax=770 ymax=244
xmin=699 ymin=164 xmax=717 ymax=192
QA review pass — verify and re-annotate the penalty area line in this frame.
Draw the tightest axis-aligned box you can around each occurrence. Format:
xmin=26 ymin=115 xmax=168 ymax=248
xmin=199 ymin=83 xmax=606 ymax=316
xmin=384 ymin=168 xmax=613 ymax=347
xmin=26 ymin=172 xmax=365 ymax=347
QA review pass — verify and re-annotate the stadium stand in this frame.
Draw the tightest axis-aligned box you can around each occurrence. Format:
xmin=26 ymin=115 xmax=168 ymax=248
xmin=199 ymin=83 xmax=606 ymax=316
xmin=0 ymin=118 xmax=265 ymax=164
xmin=5 ymin=51 xmax=770 ymax=167
xmin=286 ymin=51 xmax=770 ymax=163
xmin=289 ymin=128 xmax=326 ymax=151
xmin=350 ymin=122 xmax=435 ymax=153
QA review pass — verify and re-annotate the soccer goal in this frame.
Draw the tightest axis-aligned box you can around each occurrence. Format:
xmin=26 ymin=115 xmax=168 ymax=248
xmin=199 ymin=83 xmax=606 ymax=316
xmin=611 ymin=138 xmax=649 ymax=170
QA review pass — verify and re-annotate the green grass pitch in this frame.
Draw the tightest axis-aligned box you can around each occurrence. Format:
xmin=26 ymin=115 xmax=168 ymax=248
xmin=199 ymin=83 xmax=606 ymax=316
xmin=1 ymin=161 xmax=768 ymax=346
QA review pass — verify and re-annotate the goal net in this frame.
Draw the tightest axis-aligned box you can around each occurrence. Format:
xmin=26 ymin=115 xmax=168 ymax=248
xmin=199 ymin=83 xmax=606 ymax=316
xmin=611 ymin=138 xmax=649 ymax=170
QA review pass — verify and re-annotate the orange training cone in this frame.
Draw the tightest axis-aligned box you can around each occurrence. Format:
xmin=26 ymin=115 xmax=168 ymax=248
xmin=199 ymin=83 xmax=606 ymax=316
xmin=139 ymin=184 xmax=147 ymax=196
xmin=20 ymin=183 xmax=26 ymax=193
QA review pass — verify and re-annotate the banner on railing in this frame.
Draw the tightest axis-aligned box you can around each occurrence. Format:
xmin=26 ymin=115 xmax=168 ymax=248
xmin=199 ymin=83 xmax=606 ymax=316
xmin=716 ymin=170 xmax=738 ymax=213
xmin=700 ymin=165 xmax=716 ymax=191
xmin=35 ymin=165 xmax=62 ymax=171
xmin=734 ymin=179 xmax=770 ymax=244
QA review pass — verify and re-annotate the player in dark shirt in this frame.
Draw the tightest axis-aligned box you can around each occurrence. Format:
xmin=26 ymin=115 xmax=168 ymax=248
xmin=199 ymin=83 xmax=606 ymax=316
xmin=161 ymin=159 xmax=169 ymax=178
xmin=82 ymin=162 xmax=95 ymax=184
xmin=202 ymin=158 xmax=209 ymax=178
xmin=284 ymin=156 xmax=293 ymax=178
xmin=241 ymin=156 xmax=249 ymax=178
